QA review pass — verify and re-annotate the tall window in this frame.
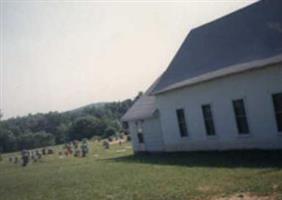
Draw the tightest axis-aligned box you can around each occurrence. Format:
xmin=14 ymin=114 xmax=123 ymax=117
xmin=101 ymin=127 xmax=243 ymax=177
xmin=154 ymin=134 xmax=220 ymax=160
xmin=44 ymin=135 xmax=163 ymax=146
xmin=272 ymin=93 xmax=282 ymax=132
xmin=135 ymin=120 xmax=144 ymax=143
xmin=202 ymin=104 xmax=216 ymax=136
xmin=122 ymin=121 xmax=129 ymax=129
xmin=176 ymin=109 xmax=188 ymax=137
xmin=137 ymin=133 xmax=144 ymax=144
xmin=232 ymin=99 xmax=249 ymax=134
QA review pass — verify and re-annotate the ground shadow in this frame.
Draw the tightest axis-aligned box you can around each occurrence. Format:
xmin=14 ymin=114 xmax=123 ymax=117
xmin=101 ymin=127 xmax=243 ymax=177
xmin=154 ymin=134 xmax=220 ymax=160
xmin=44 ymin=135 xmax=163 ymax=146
xmin=105 ymin=150 xmax=282 ymax=169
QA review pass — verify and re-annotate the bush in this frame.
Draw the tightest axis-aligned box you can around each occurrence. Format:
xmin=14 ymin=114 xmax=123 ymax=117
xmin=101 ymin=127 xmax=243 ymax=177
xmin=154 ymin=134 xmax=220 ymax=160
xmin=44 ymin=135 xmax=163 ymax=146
xmin=103 ymin=127 xmax=116 ymax=139
xmin=17 ymin=131 xmax=55 ymax=150
xmin=0 ymin=129 xmax=17 ymax=152
xmin=69 ymin=116 xmax=107 ymax=140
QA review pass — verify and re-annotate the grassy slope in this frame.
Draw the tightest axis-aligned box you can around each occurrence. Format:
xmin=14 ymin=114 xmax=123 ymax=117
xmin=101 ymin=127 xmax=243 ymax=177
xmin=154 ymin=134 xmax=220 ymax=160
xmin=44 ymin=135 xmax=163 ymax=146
xmin=0 ymin=142 xmax=282 ymax=200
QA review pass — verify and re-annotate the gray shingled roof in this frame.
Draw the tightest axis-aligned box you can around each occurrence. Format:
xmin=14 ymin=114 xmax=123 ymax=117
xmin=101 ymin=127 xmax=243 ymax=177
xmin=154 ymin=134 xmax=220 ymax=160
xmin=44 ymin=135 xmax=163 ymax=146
xmin=121 ymin=77 xmax=160 ymax=121
xmin=121 ymin=95 xmax=156 ymax=121
xmin=152 ymin=0 xmax=282 ymax=94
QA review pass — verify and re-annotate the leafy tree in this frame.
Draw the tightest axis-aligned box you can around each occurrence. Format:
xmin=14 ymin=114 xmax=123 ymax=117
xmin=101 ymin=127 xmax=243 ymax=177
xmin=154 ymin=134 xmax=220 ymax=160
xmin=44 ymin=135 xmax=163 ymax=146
xmin=133 ymin=91 xmax=143 ymax=103
xmin=0 ymin=97 xmax=135 ymax=152
xmin=17 ymin=131 xmax=55 ymax=150
xmin=0 ymin=129 xmax=17 ymax=152
xmin=69 ymin=116 xmax=107 ymax=140
xmin=55 ymin=123 xmax=70 ymax=143
xmin=103 ymin=127 xmax=116 ymax=139
xmin=35 ymin=131 xmax=56 ymax=147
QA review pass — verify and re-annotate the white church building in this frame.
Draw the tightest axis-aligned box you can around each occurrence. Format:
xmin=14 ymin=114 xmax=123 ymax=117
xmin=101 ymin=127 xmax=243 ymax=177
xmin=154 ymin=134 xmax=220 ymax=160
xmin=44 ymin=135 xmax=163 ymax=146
xmin=122 ymin=0 xmax=282 ymax=152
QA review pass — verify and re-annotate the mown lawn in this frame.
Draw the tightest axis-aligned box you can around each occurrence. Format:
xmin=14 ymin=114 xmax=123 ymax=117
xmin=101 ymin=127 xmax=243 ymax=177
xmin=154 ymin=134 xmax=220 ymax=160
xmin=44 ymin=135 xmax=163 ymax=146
xmin=0 ymin=142 xmax=282 ymax=200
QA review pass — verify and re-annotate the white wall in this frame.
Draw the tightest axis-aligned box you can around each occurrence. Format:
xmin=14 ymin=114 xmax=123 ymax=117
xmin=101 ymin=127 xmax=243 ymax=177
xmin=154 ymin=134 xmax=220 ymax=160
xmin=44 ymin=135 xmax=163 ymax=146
xmin=128 ymin=116 xmax=164 ymax=152
xmin=128 ymin=121 xmax=140 ymax=152
xmin=156 ymin=63 xmax=282 ymax=151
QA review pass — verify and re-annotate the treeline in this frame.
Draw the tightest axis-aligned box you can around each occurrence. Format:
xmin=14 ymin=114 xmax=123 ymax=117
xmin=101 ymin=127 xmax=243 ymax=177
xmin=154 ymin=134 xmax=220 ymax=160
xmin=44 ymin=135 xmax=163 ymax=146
xmin=0 ymin=97 xmax=138 ymax=153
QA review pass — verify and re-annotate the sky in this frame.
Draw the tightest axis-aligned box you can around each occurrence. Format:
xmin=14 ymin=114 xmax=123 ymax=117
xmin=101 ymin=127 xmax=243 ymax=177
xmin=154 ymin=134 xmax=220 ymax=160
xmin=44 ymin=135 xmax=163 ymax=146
xmin=0 ymin=0 xmax=257 ymax=119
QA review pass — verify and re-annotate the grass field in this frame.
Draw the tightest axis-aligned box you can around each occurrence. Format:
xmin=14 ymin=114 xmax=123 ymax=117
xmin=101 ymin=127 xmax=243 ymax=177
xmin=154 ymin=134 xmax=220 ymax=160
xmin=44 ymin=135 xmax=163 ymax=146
xmin=0 ymin=142 xmax=282 ymax=200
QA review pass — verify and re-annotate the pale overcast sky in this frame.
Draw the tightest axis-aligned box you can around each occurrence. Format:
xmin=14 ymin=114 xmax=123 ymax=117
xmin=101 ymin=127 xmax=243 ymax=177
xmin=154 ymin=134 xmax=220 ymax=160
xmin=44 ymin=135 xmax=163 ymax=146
xmin=0 ymin=0 xmax=256 ymax=119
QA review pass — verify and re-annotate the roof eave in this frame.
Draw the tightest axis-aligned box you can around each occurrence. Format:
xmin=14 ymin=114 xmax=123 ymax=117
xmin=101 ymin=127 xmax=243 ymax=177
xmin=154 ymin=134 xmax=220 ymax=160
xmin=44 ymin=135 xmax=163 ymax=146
xmin=121 ymin=113 xmax=156 ymax=122
xmin=152 ymin=54 xmax=282 ymax=95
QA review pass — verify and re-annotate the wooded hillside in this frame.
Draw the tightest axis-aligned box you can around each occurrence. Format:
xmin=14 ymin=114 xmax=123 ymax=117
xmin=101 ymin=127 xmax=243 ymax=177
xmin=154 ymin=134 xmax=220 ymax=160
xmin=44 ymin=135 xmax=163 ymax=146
xmin=0 ymin=94 xmax=141 ymax=153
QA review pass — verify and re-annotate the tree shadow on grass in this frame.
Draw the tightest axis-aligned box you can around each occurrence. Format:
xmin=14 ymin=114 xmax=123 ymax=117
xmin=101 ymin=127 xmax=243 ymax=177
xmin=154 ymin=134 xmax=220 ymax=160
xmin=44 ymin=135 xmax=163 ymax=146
xmin=105 ymin=150 xmax=282 ymax=169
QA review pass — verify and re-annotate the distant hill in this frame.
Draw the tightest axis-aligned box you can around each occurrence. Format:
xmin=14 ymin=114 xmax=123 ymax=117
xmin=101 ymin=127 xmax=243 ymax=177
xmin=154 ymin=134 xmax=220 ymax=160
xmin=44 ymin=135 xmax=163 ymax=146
xmin=0 ymin=98 xmax=135 ymax=153
xmin=69 ymin=102 xmax=108 ymax=113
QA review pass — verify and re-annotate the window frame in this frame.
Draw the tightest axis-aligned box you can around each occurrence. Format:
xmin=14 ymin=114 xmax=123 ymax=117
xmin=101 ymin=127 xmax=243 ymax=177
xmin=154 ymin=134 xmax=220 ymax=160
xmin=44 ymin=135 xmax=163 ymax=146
xmin=232 ymin=98 xmax=250 ymax=135
xmin=176 ymin=108 xmax=188 ymax=137
xmin=272 ymin=92 xmax=282 ymax=133
xmin=122 ymin=121 xmax=129 ymax=129
xmin=201 ymin=104 xmax=216 ymax=136
xmin=137 ymin=132 xmax=144 ymax=144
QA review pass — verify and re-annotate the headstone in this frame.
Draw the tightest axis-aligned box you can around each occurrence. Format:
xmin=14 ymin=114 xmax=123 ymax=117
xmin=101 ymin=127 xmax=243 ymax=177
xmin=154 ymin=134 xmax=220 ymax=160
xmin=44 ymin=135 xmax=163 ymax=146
xmin=21 ymin=149 xmax=29 ymax=167
xmin=47 ymin=149 xmax=54 ymax=155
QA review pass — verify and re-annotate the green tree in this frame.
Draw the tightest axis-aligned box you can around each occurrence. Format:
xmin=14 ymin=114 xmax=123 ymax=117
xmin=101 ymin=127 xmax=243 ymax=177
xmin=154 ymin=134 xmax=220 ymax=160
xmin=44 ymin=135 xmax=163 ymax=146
xmin=69 ymin=116 xmax=107 ymax=140
xmin=0 ymin=98 xmax=134 ymax=152
xmin=55 ymin=123 xmax=69 ymax=143
xmin=17 ymin=131 xmax=55 ymax=150
xmin=0 ymin=129 xmax=17 ymax=152
xmin=103 ymin=127 xmax=116 ymax=139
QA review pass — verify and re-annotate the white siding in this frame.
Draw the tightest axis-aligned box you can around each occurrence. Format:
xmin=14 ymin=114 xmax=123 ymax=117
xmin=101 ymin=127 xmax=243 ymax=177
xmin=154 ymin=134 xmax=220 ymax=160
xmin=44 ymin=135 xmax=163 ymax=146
xmin=142 ymin=117 xmax=164 ymax=152
xmin=156 ymin=64 xmax=282 ymax=151
xmin=128 ymin=121 xmax=140 ymax=152
xmin=128 ymin=117 xmax=164 ymax=152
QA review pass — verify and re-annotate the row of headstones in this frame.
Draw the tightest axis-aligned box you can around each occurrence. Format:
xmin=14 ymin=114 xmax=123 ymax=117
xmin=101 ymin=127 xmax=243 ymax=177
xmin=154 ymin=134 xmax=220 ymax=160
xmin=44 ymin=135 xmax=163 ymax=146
xmin=57 ymin=140 xmax=115 ymax=158
xmin=59 ymin=140 xmax=90 ymax=158
xmin=58 ymin=149 xmax=87 ymax=158
xmin=1 ymin=137 xmax=130 ymax=165
xmin=8 ymin=148 xmax=54 ymax=166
